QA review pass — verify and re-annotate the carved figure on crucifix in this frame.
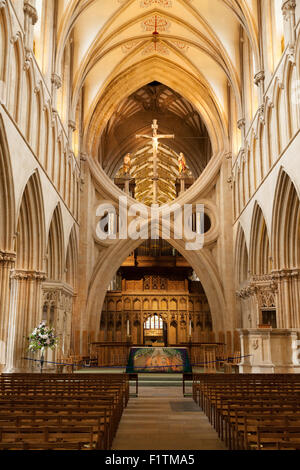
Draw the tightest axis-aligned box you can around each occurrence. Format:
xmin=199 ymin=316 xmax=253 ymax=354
xmin=123 ymin=153 xmax=131 ymax=175
xmin=178 ymin=152 xmax=187 ymax=175
xmin=136 ymin=119 xmax=174 ymax=204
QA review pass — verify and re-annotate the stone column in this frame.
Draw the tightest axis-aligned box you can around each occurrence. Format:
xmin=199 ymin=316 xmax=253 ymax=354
xmin=282 ymin=0 xmax=296 ymax=60
xmin=23 ymin=1 xmax=38 ymax=51
xmin=179 ymin=175 xmax=185 ymax=195
xmin=68 ymin=120 xmax=76 ymax=152
xmin=237 ymin=119 xmax=246 ymax=142
xmin=42 ymin=283 xmax=74 ymax=366
xmin=51 ymin=73 xmax=62 ymax=112
xmin=0 ymin=251 xmax=16 ymax=368
xmin=254 ymin=71 xmax=265 ymax=111
xmin=124 ymin=176 xmax=131 ymax=196
xmin=274 ymin=269 xmax=300 ymax=328
xmin=4 ymin=270 xmax=46 ymax=373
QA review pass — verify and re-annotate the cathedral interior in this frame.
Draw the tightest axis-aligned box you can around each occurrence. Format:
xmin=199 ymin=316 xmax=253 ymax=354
xmin=0 ymin=0 xmax=300 ymax=452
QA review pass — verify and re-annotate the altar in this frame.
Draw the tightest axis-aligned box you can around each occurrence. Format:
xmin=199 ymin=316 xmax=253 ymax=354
xmin=126 ymin=347 xmax=192 ymax=373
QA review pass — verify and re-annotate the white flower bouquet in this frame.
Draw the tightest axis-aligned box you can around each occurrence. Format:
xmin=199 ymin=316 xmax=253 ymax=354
xmin=28 ymin=321 xmax=59 ymax=353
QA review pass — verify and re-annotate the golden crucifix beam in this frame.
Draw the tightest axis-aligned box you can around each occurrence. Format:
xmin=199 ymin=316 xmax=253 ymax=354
xmin=136 ymin=119 xmax=174 ymax=204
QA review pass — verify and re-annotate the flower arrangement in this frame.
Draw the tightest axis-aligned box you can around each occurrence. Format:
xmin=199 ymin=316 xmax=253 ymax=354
xmin=28 ymin=322 xmax=59 ymax=353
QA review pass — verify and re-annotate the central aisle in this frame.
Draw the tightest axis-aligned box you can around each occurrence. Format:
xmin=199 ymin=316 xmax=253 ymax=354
xmin=112 ymin=386 xmax=226 ymax=450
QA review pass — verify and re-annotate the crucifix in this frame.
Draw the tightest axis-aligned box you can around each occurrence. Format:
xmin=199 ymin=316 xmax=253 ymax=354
xmin=136 ymin=119 xmax=174 ymax=204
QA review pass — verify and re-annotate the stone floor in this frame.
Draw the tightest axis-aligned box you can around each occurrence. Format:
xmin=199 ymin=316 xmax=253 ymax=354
xmin=112 ymin=386 xmax=227 ymax=450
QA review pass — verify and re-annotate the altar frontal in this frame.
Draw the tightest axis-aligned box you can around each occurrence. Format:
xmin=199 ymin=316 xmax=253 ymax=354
xmin=126 ymin=347 xmax=192 ymax=373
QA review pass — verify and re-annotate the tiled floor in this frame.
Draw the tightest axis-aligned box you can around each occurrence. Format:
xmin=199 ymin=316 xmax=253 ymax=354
xmin=112 ymin=386 xmax=226 ymax=450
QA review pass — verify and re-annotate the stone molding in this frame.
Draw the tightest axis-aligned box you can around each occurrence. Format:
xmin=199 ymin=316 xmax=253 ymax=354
xmin=0 ymin=251 xmax=16 ymax=264
xmin=10 ymin=270 xmax=47 ymax=281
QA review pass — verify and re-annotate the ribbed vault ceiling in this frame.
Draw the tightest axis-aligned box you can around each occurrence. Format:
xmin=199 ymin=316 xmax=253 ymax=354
xmin=55 ymin=0 xmax=259 ymax=165
xmin=100 ymin=82 xmax=212 ymax=178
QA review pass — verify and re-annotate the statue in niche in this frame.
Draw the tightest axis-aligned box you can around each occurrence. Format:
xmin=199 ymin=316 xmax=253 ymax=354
xmin=123 ymin=153 xmax=131 ymax=175
xmin=178 ymin=152 xmax=187 ymax=175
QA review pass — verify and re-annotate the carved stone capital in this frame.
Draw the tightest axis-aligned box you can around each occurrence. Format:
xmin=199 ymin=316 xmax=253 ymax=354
xmin=254 ymin=70 xmax=265 ymax=86
xmin=272 ymin=268 xmax=300 ymax=280
xmin=236 ymin=285 xmax=254 ymax=299
xmin=10 ymin=34 xmax=19 ymax=45
xmin=282 ymin=0 xmax=296 ymax=21
xmin=10 ymin=270 xmax=47 ymax=281
xmin=51 ymin=73 xmax=62 ymax=89
xmin=227 ymin=176 xmax=232 ymax=185
xmin=237 ymin=118 xmax=245 ymax=130
xmin=23 ymin=49 xmax=31 ymax=71
xmin=0 ymin=1 xmax=7 ymax=9
xmin=287 ymin=48 xmax=296 ymax=65
xmin=23 ymin=2 xmax=38 ymax=25
xmin=0 ymin=250 xmax=16 ymax=265
xmin=68 ymin=120 xmax=76 ymax=132
xmin=258 ymin=104 xmax=264 ymax=115
xmin=80 ymin=152 xmax=87 ymax=162
xmin=258 ymin=104 xmax=265 ymax=124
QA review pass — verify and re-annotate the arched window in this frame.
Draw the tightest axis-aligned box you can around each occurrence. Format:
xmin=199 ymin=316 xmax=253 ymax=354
xmin=144 ymin=314 xmax=163 ymax=330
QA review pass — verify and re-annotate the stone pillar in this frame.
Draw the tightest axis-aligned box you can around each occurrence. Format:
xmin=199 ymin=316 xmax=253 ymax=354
xmin=254 ymin=71 xmax=265 ymax=110
xmin=42 ymin=282 xmax=74 ymax=364
xmin=51 ymin=73 xmax=62 ymax=112
xmin=124 ymin=176 xmax=131 ymax=196
xmin=273 ymin=269 xmax=300 ymax=328
xmin=237 ymin=119 xmax=246 ymax=142
xmin=23 ymin=1 xmax=38 ymax=51
xmin=0 ymin=251 xmax=16 ymax=368
xmin=68 ymin=120 xmax=76 ymax=152
xmin=282 ymin=0 xmax=296 ymax=60
xmin=4 ymin=270 xmax=46 ymax=373
xmin=179 ymin=175 xmax=185 ymax=195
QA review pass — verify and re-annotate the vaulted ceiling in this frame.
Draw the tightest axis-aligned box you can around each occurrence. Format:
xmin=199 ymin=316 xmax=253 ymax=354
xmin=55 ymin=0 xmax=259 ymax=165
xmin=100 ymin=82 xmax=212 ymax=178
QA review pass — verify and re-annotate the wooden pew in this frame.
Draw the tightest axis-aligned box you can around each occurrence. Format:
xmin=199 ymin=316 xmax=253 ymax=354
xmin=0 ymin=373 xmax=129 ymax=450
xmin=191 ymin=373 xmax=300 ymax=450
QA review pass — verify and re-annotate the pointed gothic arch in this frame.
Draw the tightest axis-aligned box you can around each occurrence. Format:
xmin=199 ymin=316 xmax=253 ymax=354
xmin=0 ymin=116 xmax=15 ymax=252
xmin=46 ymin=204 xmax=65 ymax=281
xmin=0 ymin=4 xmax=9 ymax=85
xmin=84 ymin=57 xmax=228 ymax=160
xmin=249 ymin=203 xmax=271 ymax=276
xmin=86 ymin=228 xmax=228 ymax=336
xmin=65 ymin=225 xmax=78 ymax=289
xmin=235 ymin=224 xmax=249 ymax=287
xmin=8 ymin=36 xmax=21 ymax=123
xmin=271 ymin=168 xmax=300 ymax=270
xmin=16 ymin=171 xmax=45 ymax=271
